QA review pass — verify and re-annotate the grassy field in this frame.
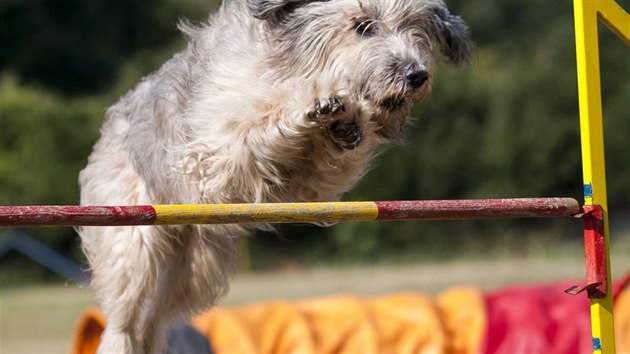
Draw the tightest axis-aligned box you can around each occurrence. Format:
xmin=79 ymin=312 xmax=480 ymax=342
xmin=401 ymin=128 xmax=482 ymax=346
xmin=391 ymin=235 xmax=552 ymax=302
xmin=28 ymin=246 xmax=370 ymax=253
xmin=1 ymin=243 xmax=629 ymax=353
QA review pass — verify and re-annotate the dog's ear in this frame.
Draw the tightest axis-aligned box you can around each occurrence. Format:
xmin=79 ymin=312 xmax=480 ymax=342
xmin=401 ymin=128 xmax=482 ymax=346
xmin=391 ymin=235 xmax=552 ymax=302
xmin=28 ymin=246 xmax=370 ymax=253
xmin=247 ymin=0 xmax=290 ymax=20
xmin=428 ymin=6 xmax=474 ymax=66
xmin=247 ymin=0 xmax=327 ymax=22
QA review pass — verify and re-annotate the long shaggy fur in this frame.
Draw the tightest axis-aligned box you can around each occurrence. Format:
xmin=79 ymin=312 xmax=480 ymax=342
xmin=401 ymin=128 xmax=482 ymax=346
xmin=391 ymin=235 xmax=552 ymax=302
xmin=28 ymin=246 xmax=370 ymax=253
xmin=79 ymin=0 xmax=472 ymax=353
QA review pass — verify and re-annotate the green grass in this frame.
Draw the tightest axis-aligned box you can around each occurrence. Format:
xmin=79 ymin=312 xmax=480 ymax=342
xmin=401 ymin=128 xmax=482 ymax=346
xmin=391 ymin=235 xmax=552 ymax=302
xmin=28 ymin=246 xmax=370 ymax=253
xmin=1 ymin=284 xmax=96 ymax=354
xmin=1 ymin=241 xmax=628 ymax=353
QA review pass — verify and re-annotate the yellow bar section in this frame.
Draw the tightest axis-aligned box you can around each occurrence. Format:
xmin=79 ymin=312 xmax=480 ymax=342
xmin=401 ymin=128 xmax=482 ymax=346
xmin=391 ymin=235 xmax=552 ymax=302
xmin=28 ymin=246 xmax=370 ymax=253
xmin=574 ymin=0 xmax=620 ymax=353
xmin=598 ymin=0 xmax=630 ymax=46
xmin=153 ymin=202 xmax=379 ymax=225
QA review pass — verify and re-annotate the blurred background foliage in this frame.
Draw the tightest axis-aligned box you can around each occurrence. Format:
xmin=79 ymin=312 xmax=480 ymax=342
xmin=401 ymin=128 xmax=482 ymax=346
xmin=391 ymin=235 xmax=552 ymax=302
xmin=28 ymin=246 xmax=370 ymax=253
xmin=0 ymin=0 xmax=628 ymax=281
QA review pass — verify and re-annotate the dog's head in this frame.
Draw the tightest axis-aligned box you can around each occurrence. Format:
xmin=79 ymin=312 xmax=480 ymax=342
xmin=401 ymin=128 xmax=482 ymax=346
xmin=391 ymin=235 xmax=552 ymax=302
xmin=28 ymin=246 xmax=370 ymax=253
xmin=249 ymin=0 xmax=473 ymax=141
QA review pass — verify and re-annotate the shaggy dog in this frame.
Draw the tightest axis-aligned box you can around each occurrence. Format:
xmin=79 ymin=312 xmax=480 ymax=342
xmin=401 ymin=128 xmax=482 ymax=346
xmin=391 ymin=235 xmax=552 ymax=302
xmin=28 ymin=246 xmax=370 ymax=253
xmin=79 ymin=0 xmax=472 ymax=352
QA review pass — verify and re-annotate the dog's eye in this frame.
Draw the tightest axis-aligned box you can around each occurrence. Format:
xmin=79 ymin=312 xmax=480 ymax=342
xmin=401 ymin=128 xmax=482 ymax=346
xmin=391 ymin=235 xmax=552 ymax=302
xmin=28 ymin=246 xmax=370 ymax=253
xmin=355 ymin=19 xmax=377 ymax=37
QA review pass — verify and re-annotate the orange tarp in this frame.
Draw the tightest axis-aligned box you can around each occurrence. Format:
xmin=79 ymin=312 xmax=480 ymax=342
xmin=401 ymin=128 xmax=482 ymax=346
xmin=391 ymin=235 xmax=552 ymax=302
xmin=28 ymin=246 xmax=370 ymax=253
xmin=72 ymin=288 xmax=485 ymax=354
xmin=616 ymin=290 xmax=630 ymax=354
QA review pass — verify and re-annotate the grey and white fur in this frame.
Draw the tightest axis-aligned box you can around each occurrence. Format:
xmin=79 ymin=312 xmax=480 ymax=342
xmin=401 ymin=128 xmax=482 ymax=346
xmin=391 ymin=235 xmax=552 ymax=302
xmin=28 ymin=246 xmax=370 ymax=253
xmin=78 ymin=0 xmax=472 ymax=353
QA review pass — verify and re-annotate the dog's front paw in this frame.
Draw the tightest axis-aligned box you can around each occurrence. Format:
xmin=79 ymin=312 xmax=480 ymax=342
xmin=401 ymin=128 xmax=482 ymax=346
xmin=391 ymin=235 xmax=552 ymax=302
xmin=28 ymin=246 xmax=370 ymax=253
xmin=329 ymin=119 xmax=362 ymax=150
xmin=307 ymin=96 xmax=345 ymax=123
xmin=306 ymin=96 xmax=362 ymax=150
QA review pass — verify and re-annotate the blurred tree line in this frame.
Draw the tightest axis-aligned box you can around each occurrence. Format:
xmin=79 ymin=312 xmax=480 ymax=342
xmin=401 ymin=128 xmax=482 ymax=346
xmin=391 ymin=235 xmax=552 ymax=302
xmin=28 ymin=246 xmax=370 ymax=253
xmin=0 ymin=0 xmax=628 ymax=280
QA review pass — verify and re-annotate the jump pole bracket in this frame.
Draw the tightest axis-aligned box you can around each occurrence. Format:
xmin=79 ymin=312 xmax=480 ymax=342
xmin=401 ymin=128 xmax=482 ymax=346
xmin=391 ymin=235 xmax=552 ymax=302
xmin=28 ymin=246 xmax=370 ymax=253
xmin=565 ymin=204 xmax=607 ymax=299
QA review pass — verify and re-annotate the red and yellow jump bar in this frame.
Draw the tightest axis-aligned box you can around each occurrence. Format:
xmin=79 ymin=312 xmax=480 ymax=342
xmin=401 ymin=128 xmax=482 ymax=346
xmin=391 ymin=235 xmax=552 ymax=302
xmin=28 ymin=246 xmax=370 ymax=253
xmin=0 ymin=198 xmax=579 ymax=227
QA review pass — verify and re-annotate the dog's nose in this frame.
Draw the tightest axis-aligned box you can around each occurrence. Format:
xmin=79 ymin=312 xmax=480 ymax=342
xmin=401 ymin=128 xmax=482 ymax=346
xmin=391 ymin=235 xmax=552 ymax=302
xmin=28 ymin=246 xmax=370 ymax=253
xmin=405 ymin=69 xmax=429 ymax=90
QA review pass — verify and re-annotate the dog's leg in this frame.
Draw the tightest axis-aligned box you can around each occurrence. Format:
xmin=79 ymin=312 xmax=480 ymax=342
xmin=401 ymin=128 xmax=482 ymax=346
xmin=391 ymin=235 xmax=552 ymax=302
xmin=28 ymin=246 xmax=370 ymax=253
xmin=137 ymin=270 xmax=183 ymax=354
xmin=80 ymin=133 xmax=176 ymax=354
xmin=91 ymin=238 xmax=142 ymax=354
xmin=85 ymin=226 xmax=164 ymax=354
xmin=138 ymin=302 xmax=169 ymax=354
xmin=135 ymin=227 xmax=237 ymax=354
xmin=137 ymin=262 xmax=181 ymax=354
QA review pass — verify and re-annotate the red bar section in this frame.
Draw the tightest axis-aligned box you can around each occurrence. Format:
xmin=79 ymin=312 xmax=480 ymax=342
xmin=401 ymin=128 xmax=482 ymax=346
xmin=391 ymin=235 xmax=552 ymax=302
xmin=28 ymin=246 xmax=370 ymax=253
xmin=0 ymin=205 xmax=157 ymax=227
xmin=375 ymin=198 xmax=580 ymax=221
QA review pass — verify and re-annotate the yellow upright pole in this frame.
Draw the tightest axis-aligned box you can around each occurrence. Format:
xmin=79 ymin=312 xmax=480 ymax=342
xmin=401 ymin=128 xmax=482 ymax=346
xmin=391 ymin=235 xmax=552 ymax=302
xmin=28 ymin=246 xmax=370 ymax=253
xmin=573 ymin=0 xmax=629 ymax=353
